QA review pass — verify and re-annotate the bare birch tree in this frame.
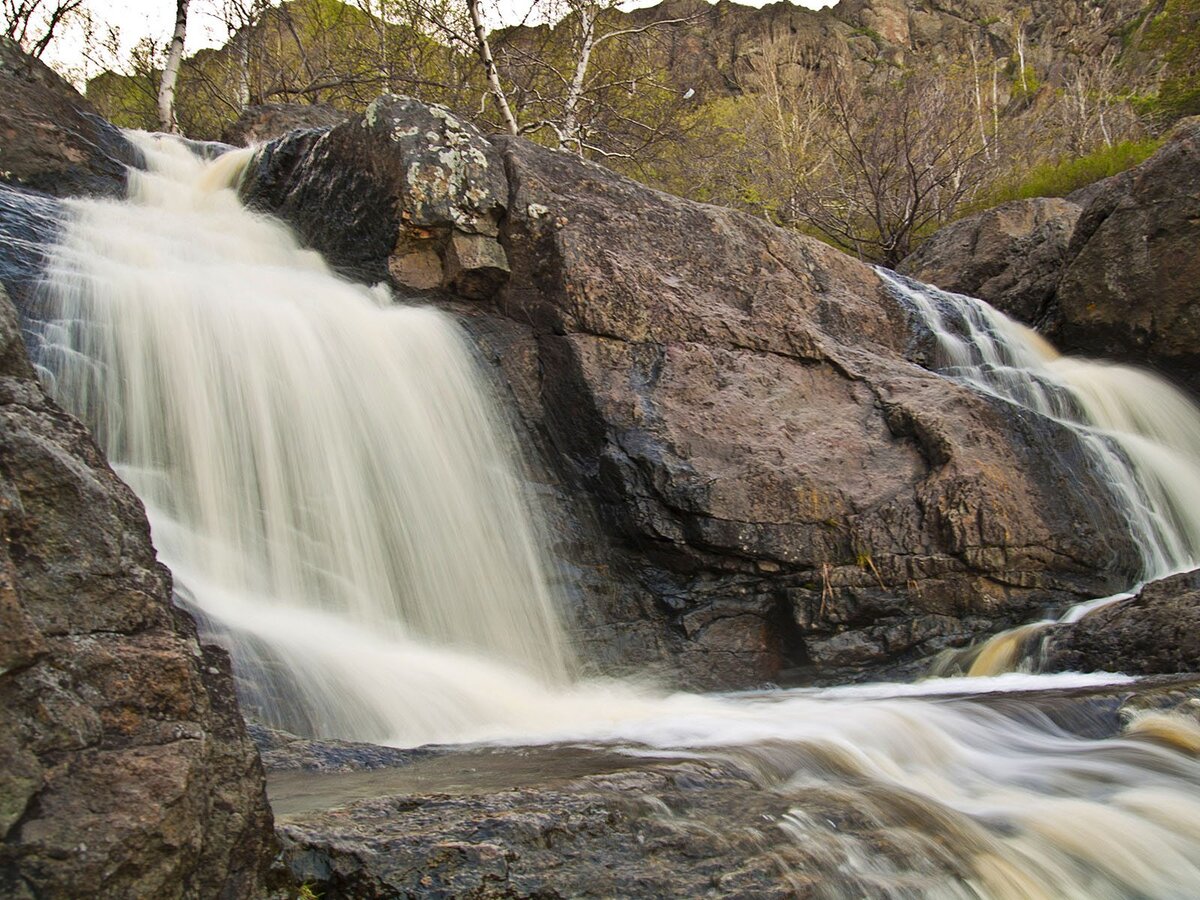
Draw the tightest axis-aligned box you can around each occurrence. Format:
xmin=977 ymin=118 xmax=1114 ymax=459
xmin=158 ymin=0 xmax=189 ymax=132
xmin=465 ymin=0 xmax=518 ymax=133
xmin=2 ymin=0 xmax=83 ymax=58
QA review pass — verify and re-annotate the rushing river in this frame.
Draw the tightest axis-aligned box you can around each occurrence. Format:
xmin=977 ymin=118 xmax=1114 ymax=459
xmin=27 ymin=134 xmax=1200 ymax=897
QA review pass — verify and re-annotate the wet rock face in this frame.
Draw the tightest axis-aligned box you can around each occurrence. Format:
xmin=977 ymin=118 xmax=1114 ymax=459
xmin=242 ymin=94 xmax=509 ymax=297
xmin=243 ymin=98 xmax=1143 ymax=688
xmin=0 ymin=37 xmax=136 ymax=198
xmin=1047 ymin=569 xmax=1200 ymax=676
xmin=0 ymin=284 xmax=275 ymax=897
xmin=897 ymin=197 xmax=1082 ymax=323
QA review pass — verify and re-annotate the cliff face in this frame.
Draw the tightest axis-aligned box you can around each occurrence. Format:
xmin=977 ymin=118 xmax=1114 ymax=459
xmin=516 ymin=0 xmax=1153 ymax=100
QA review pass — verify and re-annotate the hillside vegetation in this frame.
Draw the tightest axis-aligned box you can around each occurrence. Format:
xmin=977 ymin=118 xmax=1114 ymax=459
xmin=79 ymin=0 xmax=1200 ymax=264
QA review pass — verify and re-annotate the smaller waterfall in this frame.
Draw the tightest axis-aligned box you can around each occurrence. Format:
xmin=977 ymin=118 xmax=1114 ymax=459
xmin=883 ymin=270 xmax=1200 ymax=580
xmin=883 ymin=271 xmax=1200 ymax=676
xmin=33 ymin=133 xmax=573 ymax=741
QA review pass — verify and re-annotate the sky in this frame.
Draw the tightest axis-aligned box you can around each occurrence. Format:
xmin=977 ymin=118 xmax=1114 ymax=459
xmin=42 ymin=0 xmax=836 ymax=83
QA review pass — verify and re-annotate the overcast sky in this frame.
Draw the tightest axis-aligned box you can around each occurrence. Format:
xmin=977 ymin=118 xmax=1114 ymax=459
xmin=44 ymin=0 xmax=836 ymax=83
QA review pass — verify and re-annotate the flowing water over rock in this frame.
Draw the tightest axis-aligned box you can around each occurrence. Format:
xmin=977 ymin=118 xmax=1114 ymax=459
xmin=27 ymin=136 xmax=1200 ymax=897
xmin=883 ymin=270 xmax=1200 ymax=677
xmin=32 ymin=134 xmax=572 ymax=742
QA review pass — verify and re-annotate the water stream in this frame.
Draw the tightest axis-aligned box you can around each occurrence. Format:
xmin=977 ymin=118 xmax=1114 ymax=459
xmin=27 ymin=134 xmax=1200 ymax=897
xmin=882 ymin=271 xmax=1200 ymax=676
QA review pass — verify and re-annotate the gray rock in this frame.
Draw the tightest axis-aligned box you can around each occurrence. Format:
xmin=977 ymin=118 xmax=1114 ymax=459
xmin=1046 ymin=568 xmax=1200 ymax=676
xmin=242 ymin=95 xmax=510 ymax=296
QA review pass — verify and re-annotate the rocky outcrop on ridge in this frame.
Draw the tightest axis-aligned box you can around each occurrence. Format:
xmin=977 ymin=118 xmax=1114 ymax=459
xmin=243 ymin=95 xmax=1144 ymax=689
xmin=902 ymin=117 xmax=1200 ymax=394
xmin=0 ymin=283 xmax=275 ymax=894
xmin=1047 ymin=569 xmax=1200 ymax=676
xmin=222 ymin=102 xmax=349 ymax=147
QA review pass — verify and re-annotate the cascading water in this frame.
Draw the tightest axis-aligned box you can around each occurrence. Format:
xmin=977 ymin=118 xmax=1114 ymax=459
xmin=882 ymin=269 xmax=1200 ymax=581
xmin=33 ymin=133 xmax=573 ymax=741
xmin=27 ymin=135 xmax=1200 ymax=897
xmin=881 ymin=271 xmax=1200 ymax=676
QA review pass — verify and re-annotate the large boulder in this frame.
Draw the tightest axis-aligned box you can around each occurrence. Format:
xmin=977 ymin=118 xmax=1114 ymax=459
xmin=0 ymin=37 xmax=136 ymax=198
xmin=897 ymin=197 xmax=1082 ymax=323
xmin=1046 ymin=569 xmax=1200 ymax=676
xmin=1051 ymin=117 xmax=1200 ymax=393
xmin=243 ymin=97 xmax=1142 ymax=688
xmin=0 ymin=279 xmax=276 ymax=894
xmin=244 ymin=94 xmax=509 ymax=295
xmin=902 ymin=118 xmax=1200 ymax=395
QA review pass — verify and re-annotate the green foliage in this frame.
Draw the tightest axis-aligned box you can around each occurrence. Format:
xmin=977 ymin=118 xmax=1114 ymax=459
xmin=86 ymin=68 xmax=158 ymax=131
xmin=1009 ymin=62 xmax=1040 ymax=100
xmin=982 ymin=138 xmax=1162 ymax=204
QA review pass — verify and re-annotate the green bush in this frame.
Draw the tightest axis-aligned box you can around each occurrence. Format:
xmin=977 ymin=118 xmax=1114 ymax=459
xmin=982 ymin=138 xmax=1163 ymax=206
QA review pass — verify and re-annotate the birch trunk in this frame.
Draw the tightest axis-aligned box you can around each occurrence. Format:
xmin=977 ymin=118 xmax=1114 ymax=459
xmin=466 ymin=0 xmax=519 ymax=135
xmin=158 ymin=0 xmax=189 ymax=133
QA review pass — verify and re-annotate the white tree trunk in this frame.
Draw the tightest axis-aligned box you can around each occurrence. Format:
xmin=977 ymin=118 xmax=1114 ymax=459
xmin=158 ymin=0 xmax=190 ymax=133
xmin=466 ymin=0 xmax=519 ymax=135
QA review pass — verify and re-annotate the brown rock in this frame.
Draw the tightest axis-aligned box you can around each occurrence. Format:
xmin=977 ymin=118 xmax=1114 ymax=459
xmin=898 ymin=197 xmax=1082 ymax=323
xmin=243 ymin=100 xmax=1143 ymax=687
xmin=0 ymin=37 xmax=136 ymax=198
xmin=0 ymin=284 xmax=275 ymax=897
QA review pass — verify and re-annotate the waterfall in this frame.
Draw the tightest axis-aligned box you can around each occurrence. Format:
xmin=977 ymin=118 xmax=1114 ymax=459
xmin=882 ymin=270 xmax=1200 ymax=675
xmin=882 ymin=269 xmax=1200 ymax=579
xmin=25 ymin=135 xmax=1200 ymax=897
xmin=32 ymin=132 xmax=573 ymax=741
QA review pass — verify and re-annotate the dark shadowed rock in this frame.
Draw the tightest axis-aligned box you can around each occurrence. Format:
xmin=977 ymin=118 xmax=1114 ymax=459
xmin=0 ymin=284 xmax=276 ymax=897
xmin=1046 ymin=569 xmax=1200 ymax=676
xmin=897 ymin=197 xmax=1082 ymax=323
xmin=243 ymin=98 xmax=1143 ymax=688
xmin=1050 ymin=117 xmax=1200 ymax=393
xmin=0 ymin=37 xmax=137 ymax=198
xmin=222 ymin=102 xmax=349 ymax=146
